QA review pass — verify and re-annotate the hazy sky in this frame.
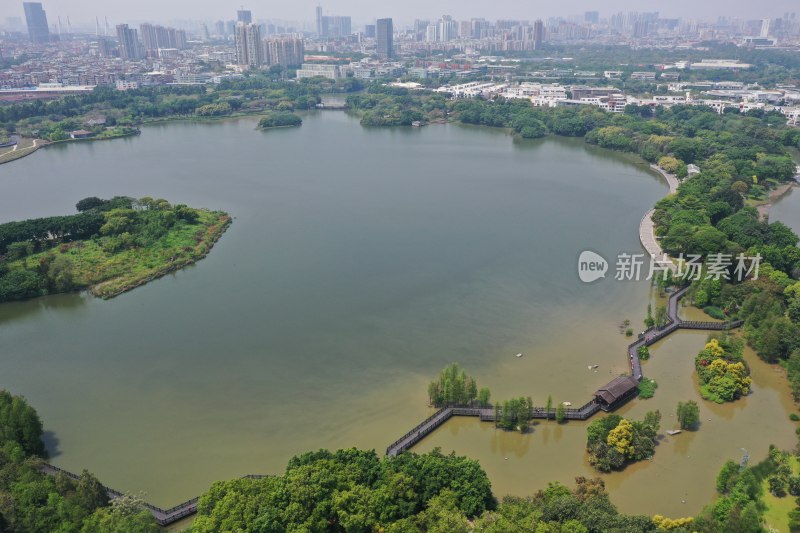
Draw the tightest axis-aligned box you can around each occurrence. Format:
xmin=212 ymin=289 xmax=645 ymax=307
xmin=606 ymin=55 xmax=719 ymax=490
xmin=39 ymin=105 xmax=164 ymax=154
xmin=10 ymin=0 xmax=798 ymax=28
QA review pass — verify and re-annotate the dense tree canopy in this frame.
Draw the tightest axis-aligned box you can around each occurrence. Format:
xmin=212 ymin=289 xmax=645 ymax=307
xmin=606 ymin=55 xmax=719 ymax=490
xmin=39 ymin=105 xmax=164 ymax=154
xmin=194 ymin=448 xmax=495 ymax=532
xmin=427 ymin=363 xmax=489 ymax=407
xmin=0 ymin=390 xmax=157 ymax=532
xmin=586 ymin=412 xmax=661 ymax=472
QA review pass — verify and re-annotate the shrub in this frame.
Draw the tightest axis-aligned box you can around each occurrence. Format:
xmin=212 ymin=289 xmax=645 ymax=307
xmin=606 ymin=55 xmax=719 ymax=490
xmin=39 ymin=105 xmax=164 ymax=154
xmin=703 ymin=306 xmax=726 ymax=320
xmin=638 ymin=345 xmax=651 ymax=360
xmin=638 ymin=379 xmax=658 ymax=399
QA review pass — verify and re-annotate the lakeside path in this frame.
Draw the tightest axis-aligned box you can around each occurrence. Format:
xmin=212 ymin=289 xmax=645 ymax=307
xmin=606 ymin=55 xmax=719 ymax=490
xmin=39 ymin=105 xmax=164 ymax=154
xmin=0 ymin=138 xmax=42 ymax=165
xmin=639 ymin=165 xmax=680 ymax=272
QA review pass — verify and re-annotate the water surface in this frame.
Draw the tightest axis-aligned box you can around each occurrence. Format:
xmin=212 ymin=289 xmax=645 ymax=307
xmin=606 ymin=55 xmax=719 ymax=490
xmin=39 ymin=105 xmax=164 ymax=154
xmin=0 ymin=113 xmax=793 ymax=515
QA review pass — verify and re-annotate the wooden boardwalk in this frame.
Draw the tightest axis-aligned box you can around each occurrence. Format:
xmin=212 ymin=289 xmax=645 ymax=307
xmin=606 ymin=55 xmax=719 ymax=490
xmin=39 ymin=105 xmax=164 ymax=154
xmin=385 ymin=286 xmax=742 ymax=458
xmin=41 ymin=285 xmax=744 ymax=523
xmin=39 ymin=463 xmax=268 ymax=527
xmin=39 ymin=288 xmax=744 ymax=524
xmin=37 ymin=161 xmax=747 ymax=525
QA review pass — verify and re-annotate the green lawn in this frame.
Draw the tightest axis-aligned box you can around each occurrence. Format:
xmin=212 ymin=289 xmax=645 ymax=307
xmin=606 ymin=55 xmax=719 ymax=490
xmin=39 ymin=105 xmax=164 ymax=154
xmin=763 ymin=456 xmax=800 ymax=533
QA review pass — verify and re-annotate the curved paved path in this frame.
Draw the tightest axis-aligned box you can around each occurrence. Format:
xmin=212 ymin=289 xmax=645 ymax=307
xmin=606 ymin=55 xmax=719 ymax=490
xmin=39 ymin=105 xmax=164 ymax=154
xmin=639 ymin=165 xmax=680 ymax=272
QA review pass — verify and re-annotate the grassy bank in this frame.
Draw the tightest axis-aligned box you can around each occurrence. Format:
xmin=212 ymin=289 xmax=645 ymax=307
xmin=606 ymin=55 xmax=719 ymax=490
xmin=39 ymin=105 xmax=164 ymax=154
xmin=0 ymin=145 xmax=39 ymax=165
xmin=88 ymin=210 xmax=231 ymax=298
xmin=2 ymin=199 xmax=231 ymax=301
xmin=0 ymin=137 xmax=44 ymax=165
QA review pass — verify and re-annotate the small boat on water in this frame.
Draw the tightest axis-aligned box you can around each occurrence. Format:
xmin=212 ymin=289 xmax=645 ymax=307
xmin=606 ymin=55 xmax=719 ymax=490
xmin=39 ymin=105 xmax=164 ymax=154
xmin=667 ymin=429 xmax=682 ymax=436
xmin=515 ymin=353 xmax=523 ymax=358
xmin=562 ymin=402 xmax=572 ymax=406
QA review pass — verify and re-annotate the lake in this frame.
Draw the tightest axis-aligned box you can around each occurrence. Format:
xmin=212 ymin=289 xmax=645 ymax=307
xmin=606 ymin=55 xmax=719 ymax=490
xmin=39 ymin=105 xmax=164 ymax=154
xmin=0 ymin=111 xmax=795 ymax=517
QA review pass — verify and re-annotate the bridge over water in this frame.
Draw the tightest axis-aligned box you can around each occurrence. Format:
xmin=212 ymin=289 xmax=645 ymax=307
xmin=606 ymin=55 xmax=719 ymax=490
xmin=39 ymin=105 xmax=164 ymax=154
xmin=385 ymin=286 xmax=742 ymax=457
xmin=39 ymin=285 xmax=742 ymax=525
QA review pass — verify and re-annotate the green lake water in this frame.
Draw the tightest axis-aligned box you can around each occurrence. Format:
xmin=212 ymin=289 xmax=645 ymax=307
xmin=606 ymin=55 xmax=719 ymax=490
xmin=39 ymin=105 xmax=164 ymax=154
xmin=0 ymin=112 xmax=795 ymax=517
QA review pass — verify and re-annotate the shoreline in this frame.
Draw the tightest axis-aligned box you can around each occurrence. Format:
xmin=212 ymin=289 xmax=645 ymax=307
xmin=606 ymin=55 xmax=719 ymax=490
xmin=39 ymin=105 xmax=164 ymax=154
xmin=0 ymin=131 xmax=139 ymax=167
xmin=0 ymin=108 xmax=286 ymax=167
xmin=757 ymin=181 xmax=798 ymax=220
xmin=256 ymin=123 xmax=302 ymax=131
xmin=89 ymin=213 xmax=231 ymax=299
xmin=639 ymin=165 xmax=679 ymax=270
xmin=23 ymin=115 xmax=794 ymax=522
xmin=1 ymin=210 xmax=231 ymax=303
xmin=0 ymin=138 xmax=44 ymax=165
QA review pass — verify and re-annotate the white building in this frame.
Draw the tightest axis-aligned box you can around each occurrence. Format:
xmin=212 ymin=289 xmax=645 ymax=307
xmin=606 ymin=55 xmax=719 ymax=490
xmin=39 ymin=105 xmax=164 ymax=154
xmin=296 ymin=64 xmax=341 ymax=80
xmin=690 ymin=59 xmax=752 ymax=70
xmin=115 ymin=80 xmax=139 ymax=90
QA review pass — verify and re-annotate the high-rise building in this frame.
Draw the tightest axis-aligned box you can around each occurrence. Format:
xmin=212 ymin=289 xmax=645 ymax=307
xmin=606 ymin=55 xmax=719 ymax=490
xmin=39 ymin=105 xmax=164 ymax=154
xmin=215 ymin=20 xmax=225 ymax=37
xmin=235 ymin=22 xmax=262 ymax=67
xmin=425 ymin=24 xmax=438 ymax=42
xmin=116 ymin=24 xmax=143 ymax=59
xmin=459 ymin=20 xmax=471 ymax=39
xmin=316 ymin=5 xmax=323 ymax=36
xmin=23 ymin=2 xmax=49 ymax=44
xmin=471 ymin=18 xmax=490 ymax=39
xmin=237 ymin=10 xmax=252 ymax=24
xmin=584 ymin=11 xmax=600 ymax=24
xmin=320 ymin=15 xmax=351 ymax=38
xmin=140 ymin=23 xmax=157 ymax=52
xmin=760 ymin=18 xmax=771 ymax=38
xmin=436 ymin=15 xmax=457 ymax=42
xmin=413 ymin=19 xmax=429 ymax=41
xmin=263 ymin=37 xmax=304 ymax=67
xmin=376 ymin=18 xmax=393 ymax=58
xmin=364 ymin=24 xmax=376 ymax=38
xmin=533 ymin=19 xmax=544 ymax=49
xmin=140 ymin=23 xmax=187 ymax=54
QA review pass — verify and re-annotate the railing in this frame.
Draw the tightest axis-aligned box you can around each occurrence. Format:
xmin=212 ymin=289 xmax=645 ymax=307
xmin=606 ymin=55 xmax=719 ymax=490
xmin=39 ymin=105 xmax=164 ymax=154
xmin=40 ymin=462 xmax=269 ymax=526
xmin=679 ymin=320 xmax=741 ymax=330
xmin=385 ymin=407 xmax=453 ymax=456
xmin=43 ymin=285 xmax=750 ymax=523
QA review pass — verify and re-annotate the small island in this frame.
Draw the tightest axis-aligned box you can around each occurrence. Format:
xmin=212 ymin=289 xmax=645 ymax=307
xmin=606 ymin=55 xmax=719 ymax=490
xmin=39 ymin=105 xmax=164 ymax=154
xmin=0 ymin=196 xmax=230 ymax=302
xmin=586 ymin=411 xmax=661 ymax=472
xmin=695 ymin=336 xmax=752 ymax=403
xmin=257 ymin=112 xmax=303 ymax=130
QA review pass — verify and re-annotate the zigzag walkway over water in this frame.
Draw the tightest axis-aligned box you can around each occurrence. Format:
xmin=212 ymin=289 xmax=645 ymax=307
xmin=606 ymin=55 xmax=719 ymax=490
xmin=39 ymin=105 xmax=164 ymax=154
xmin=40 ymin=287 xmax=743 ymax=526
xmin=36 ymin=165 xmax=739 ymax=526
xmin=385 ymin=286 xmax=742 ymax=458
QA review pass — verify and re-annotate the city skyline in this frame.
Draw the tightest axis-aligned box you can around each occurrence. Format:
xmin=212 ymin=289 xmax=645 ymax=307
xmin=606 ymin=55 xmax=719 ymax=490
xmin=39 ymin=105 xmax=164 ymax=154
xmin=5 ymin=0 xmax=799 ymax=30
